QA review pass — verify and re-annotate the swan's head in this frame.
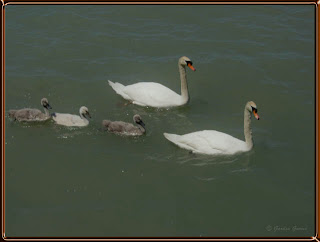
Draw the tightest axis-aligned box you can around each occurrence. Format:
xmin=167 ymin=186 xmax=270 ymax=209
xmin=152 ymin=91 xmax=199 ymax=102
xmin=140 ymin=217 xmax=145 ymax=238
xmin=179 ymin=56 xmax=196 ymax=71
xmin=80 ymin=106 xmax=91 ymax=119
xmin=102 ymin=120 xmax=111 ymax=127
xmin=246 ymin=101 xmax=259 ymax=120
xmin=41 ymin=98 xmax=52 ymax=109
xmin=133 ymin=114 xmax=145 ymax=128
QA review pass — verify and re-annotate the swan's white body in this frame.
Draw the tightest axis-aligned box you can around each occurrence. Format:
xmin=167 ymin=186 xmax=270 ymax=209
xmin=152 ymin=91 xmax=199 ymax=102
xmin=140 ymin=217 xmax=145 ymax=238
xmin=164 ymin=131 xmax=249 ymax=155
xmin=53 ymin=106 xmax=90 ymax=127
xmin=108 ymin=81 xmax=185 ymax=107
xmin=108 ymin=56 xmax=195 ymax=108
xmin=164 ymin=101 xmax=260 ymax=155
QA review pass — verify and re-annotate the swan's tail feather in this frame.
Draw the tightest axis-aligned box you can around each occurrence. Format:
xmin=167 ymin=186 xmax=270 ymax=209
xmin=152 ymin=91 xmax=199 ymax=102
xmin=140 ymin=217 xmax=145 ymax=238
xmin=108 ymin=80 xmax=131 ymax=100
xmin=164 ymin=133 xmax=197 ymax=152
xmin=8 ymin=110 xmax=16 ymax=118
xmin=163 ymin=133 xmax=181 ymax=143
xmin=108 ymin=80 xmax=124 ymax=90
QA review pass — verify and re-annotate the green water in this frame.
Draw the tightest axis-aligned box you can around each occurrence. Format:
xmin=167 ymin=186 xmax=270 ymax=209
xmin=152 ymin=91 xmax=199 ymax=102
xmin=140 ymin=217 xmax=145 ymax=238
xmin=4 ymin=4 xmax=315 ymax=237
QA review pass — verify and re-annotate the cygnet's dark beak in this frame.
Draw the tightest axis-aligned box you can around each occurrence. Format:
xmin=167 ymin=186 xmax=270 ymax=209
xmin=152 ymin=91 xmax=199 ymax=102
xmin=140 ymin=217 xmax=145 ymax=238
xmin=138 ymin=120 xmax=146 ymax=129
xmin=86 ymin=112 xmax=92 ymax=119
xmin=45 ymin=103 xmax=52 ymax=109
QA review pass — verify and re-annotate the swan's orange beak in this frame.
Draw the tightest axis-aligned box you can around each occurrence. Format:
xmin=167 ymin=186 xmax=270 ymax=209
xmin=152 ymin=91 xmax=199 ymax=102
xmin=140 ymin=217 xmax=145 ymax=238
xmin=187 ymin=63 xmax=196 ymax=71
xmin=253 ymin=110 xmax=260 ymax=120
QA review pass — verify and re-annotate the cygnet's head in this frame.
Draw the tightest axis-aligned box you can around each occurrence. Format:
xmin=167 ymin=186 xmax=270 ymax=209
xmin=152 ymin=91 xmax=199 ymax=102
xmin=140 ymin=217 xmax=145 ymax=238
xmin=178 ymin=56 xmax=196 ymax=71
xmin=80 ymin=106 xmax=91 ymax=119
xmin=41 ymin=98 xmax=52 ymax=109
xmin=133 ymin=114 xmax=145 ymax=128
xmin=246 ymin=101 xmax=259 ymax=120
xmin=102 ymin=120 xmax=111 ymax=127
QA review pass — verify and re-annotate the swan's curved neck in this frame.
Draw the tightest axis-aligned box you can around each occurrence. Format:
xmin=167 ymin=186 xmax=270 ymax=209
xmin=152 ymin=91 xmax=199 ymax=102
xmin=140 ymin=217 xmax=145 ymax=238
xmin=137 ymin=123 xmax=146 ymax=134
xmin=179 ymin=64 xmax=189 ymax=104
xmin=43 ymin=107 xmax=50 ymax=116
xmin=244 ymin=109 xmax=253 ymax=149
xmin=80 ymin=113 xmax=89 ymax=124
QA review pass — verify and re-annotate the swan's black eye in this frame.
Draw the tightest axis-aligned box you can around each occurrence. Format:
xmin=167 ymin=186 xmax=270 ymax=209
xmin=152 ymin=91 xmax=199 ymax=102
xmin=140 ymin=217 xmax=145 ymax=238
xmin=251 ymin=106 xmax=257 ymax=112
xmin=186 ymin=60 xmax=193 ymax=65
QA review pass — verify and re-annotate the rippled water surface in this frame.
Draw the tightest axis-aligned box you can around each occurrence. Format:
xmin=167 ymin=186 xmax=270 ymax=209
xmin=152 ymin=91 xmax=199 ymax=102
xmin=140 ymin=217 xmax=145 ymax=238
xmin=4 ymin=4 xmax=315 ymax=237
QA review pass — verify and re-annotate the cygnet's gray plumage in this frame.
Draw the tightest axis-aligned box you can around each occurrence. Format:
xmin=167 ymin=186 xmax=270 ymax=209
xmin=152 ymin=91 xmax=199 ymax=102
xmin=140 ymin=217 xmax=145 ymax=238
xmin=8 ymin=98 xmax=52 ymax=122
xmin=102 ymin=114 xmax=146 ymax=136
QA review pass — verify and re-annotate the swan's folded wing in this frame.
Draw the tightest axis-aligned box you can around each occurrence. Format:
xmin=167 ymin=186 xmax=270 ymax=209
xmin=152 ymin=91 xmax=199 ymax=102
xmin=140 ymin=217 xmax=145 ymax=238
xmin=107 ymin=121 xmax=129 ymax=133
xmin=174 ymin=130 xmax=247 ymax=155
xmin=15 ymin=108 xmax=43 ymax=120
xmin=199 ymin=130 xmax=247 ymax=153
xmin=123 ymin=82 xmax=182 ymax=107
xmin=164 ymin=133 xmax=198 ymax=153
xmin=53 ymin=113 xmax=87 ymax=127
xmin=176 ymin=131 xmax=223 ymax=154
xmin=70 ymin=115 xmax=83 ymax=125
xmin=164 ymin=132 xmax=216 ymax=153
xmin=53 ymin=113 xmax=75 ymax=126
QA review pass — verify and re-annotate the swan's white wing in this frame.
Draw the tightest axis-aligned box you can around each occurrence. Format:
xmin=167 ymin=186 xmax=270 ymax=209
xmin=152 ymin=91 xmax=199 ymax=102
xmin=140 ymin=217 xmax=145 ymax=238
xmin=109 ymin=81 xmax=183 ymax=107
xmin=53 ymin=113 xmax=86 ymax=127
xmin=164 ymin=130 xmax=248 ymax=155
xmin=123 ymin=82 xmax=183 ymax=107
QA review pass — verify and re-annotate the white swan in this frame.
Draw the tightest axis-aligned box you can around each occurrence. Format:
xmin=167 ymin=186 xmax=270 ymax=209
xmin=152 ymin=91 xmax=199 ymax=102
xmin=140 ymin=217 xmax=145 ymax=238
xmin=163 ymin=101 xmax=260 ymax=155
xmin=8 ymin=98 xmax=52 ymax=122
xmin=108 ymin=56 xmax=196 ymax=108
xmin=52 ymin=106 xmax=91 ymax=127
xmin=102 ymin=114 xmax=146 ymax=136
